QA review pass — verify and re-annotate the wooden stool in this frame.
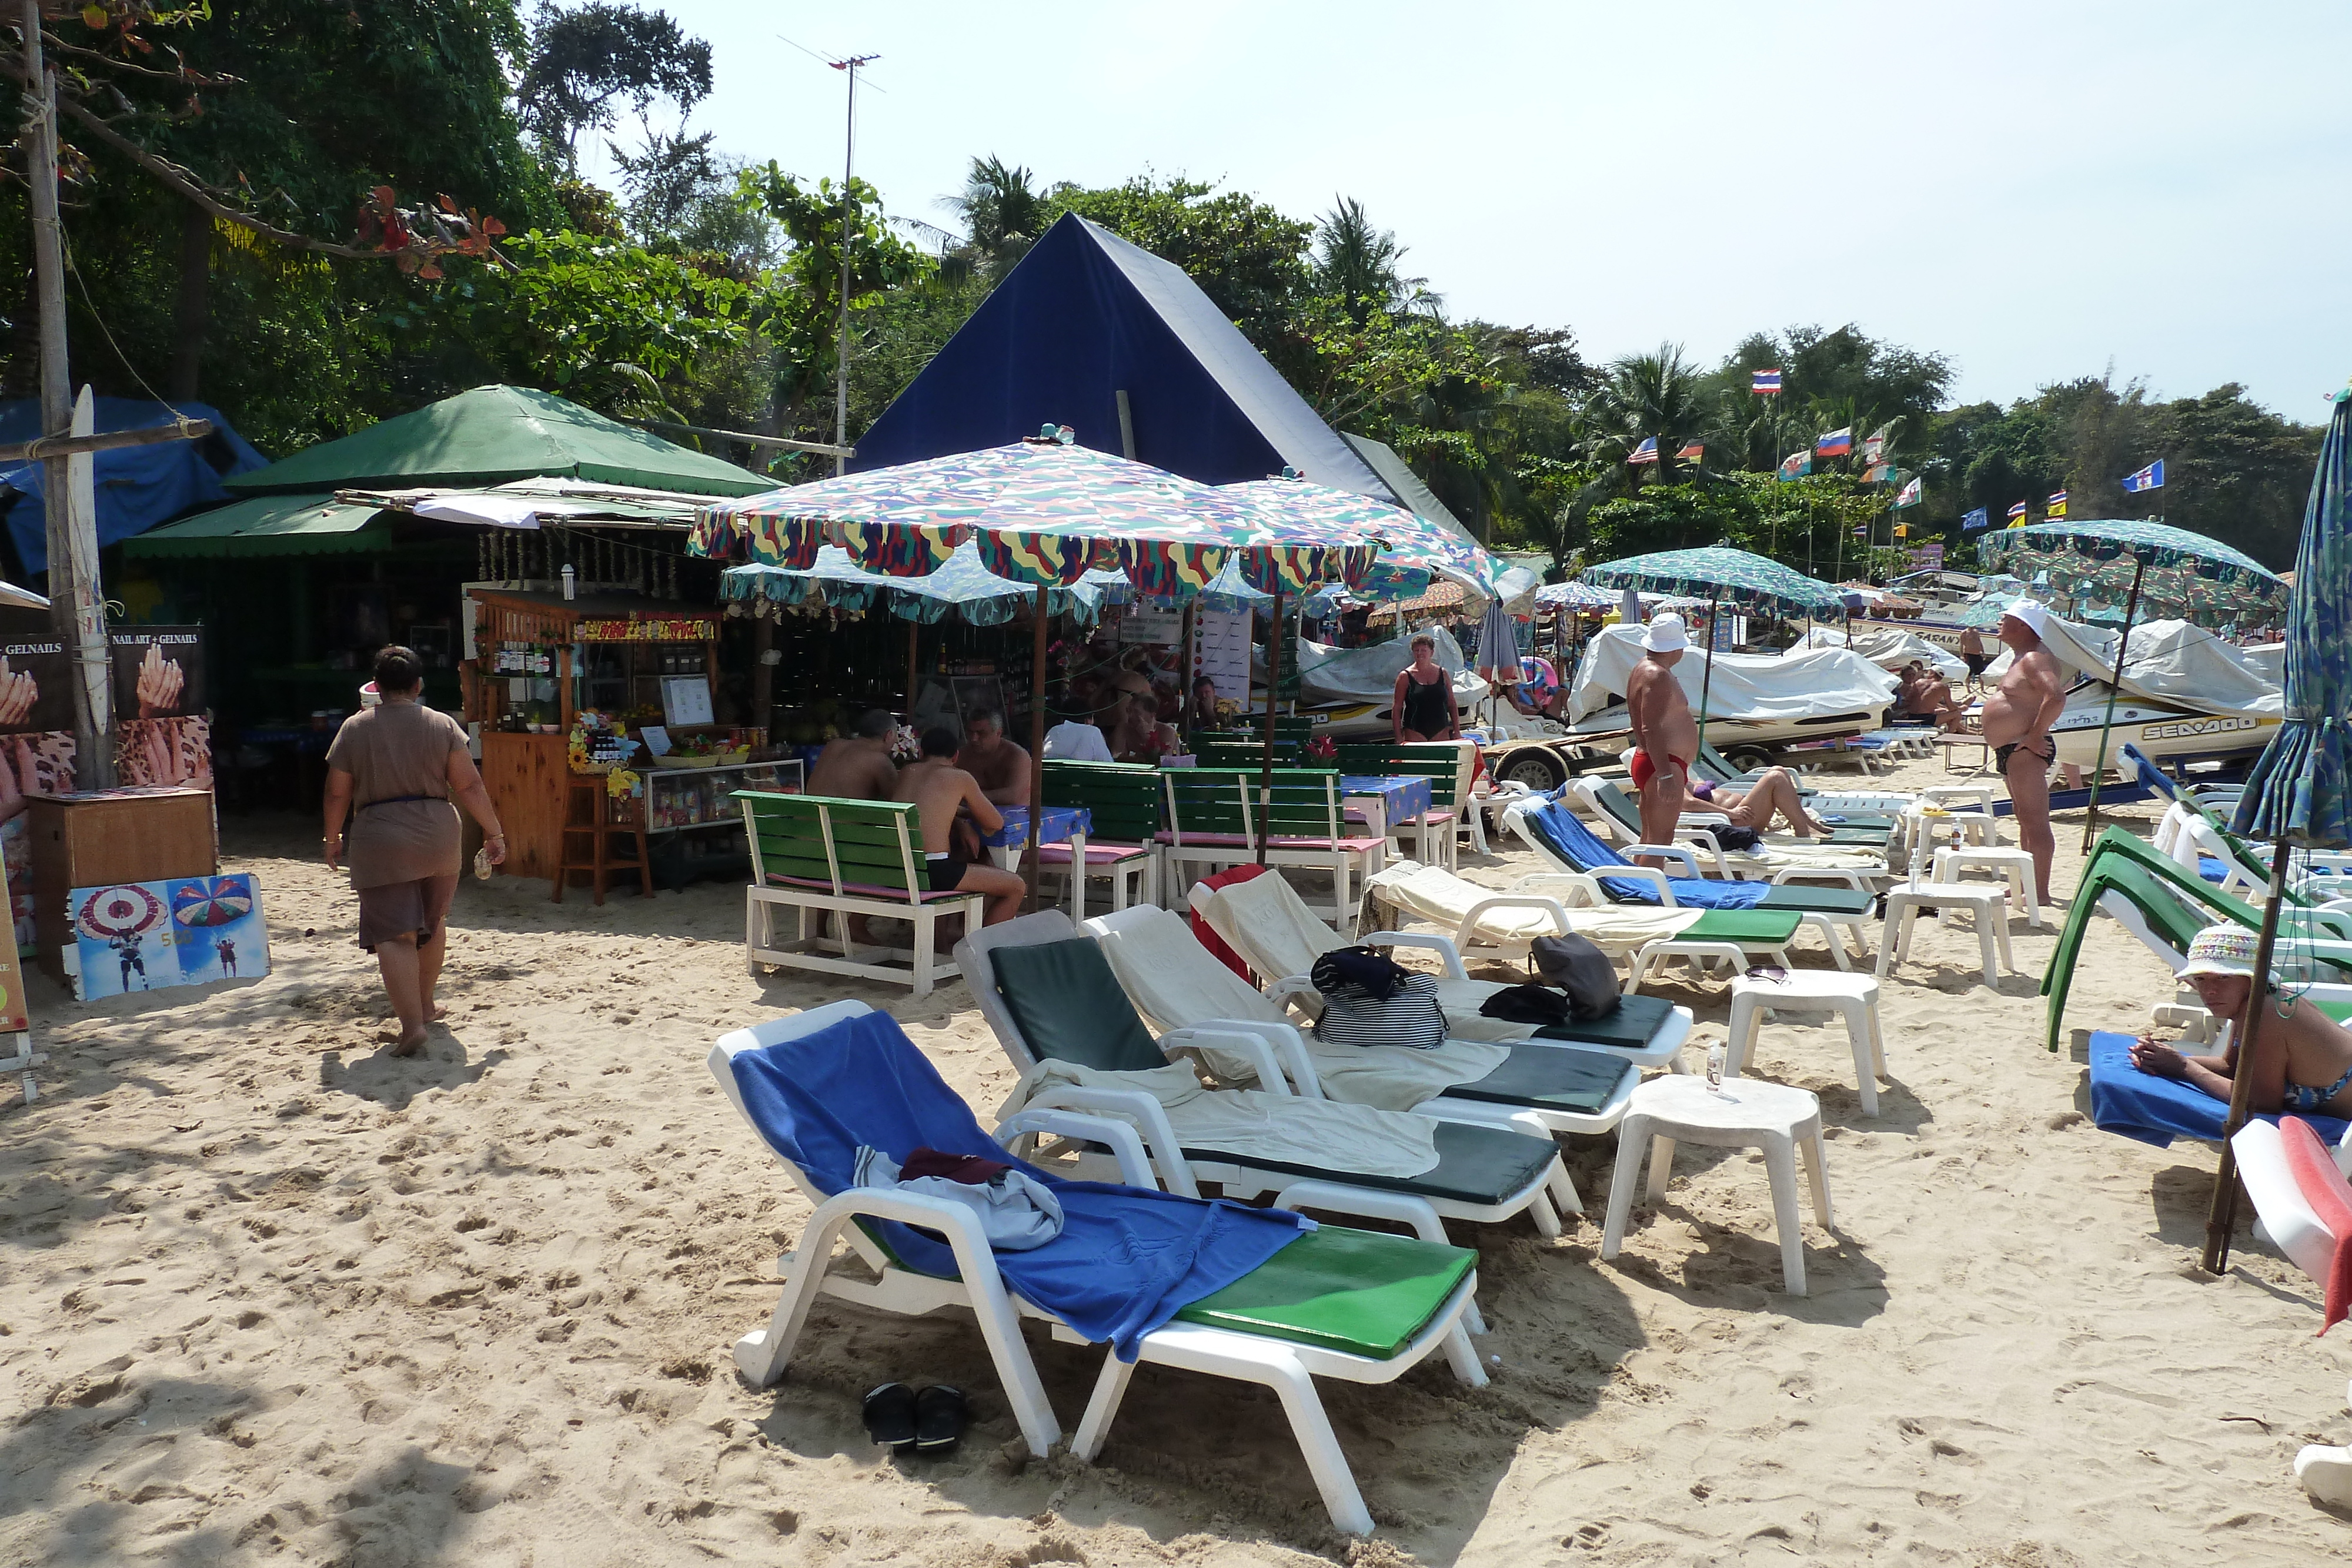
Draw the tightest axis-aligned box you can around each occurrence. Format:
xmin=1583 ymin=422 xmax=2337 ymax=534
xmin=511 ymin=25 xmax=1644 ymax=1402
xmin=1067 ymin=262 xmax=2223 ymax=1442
xmin=1601 ymin=1075 xmax=1833 ymax=1295
xmin=556 ymin=775 xmax=653 ymax=904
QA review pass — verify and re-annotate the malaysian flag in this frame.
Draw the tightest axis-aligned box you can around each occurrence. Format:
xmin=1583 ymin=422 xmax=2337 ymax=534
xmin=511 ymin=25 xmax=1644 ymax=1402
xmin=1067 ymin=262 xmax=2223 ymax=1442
xmin=1778 ymin=450 xmax=1812 ymax=481
xmin=1816 ymin=427 xmax=1852 ymax=457
xmin=2046 ymin=489 xmax=2068 ymax=519
xmin=1752 ymin=369 xmax=1782 ymax=394
xmin=2122 ymin=459 xmax=2166 ymax=493
xmin=1962 ymin=507 xmax=1990 ymax=531
xmin=1626 ymin=437 xmax=1658 ymax=464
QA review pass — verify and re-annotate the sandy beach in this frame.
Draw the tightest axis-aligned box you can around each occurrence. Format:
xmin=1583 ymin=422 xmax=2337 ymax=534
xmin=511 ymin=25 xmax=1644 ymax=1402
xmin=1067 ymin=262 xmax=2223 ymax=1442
xmin=5 ymin=751 xmax=2347 ymax=1566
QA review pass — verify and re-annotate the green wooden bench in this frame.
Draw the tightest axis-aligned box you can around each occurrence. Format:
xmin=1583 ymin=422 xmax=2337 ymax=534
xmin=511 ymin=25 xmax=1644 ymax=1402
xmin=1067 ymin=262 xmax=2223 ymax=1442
xmin=734 ymin=790 xmax=985 ymax=996
xmin=1337 ymin=740 xmax=1474 ymax=871
xmin=1041 ymin=760 xmax=1162 ymax=911
xmin=1160 ymin=768 xmax=1388 ymax=937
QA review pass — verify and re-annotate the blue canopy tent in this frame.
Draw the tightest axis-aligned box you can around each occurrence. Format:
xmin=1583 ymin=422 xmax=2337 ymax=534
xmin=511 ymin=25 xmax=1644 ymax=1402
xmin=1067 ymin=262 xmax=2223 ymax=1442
xmin=851 ymin=214 xmax=1395 ymax=496
xmin=0 ymin=397 xmax=264 ymax=570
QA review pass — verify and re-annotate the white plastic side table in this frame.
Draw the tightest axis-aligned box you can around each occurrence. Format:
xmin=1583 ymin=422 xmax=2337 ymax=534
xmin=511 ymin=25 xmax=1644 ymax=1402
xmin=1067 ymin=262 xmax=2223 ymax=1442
xmin=1726 ymin=971 xmax=1887 ymax=1115
xmin=1877 ymin=884 xmax=2012 ymax=985
xmin=1932 ymin=844 xmax=2041 ymax=930
xmin=1599 ymin=1075 xmax=1833 ymax=1295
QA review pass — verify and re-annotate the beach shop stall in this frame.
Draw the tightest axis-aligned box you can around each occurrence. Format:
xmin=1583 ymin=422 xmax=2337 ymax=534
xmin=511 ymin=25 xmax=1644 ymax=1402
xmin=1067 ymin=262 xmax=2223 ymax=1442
xmin=462 ymin=588 xmax=797 ymax=896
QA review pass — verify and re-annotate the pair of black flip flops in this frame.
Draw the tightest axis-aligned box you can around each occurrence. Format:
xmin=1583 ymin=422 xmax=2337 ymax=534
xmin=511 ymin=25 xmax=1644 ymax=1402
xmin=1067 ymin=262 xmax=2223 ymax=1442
xmin=861 ymin=1382 xmax=965 ymax=1455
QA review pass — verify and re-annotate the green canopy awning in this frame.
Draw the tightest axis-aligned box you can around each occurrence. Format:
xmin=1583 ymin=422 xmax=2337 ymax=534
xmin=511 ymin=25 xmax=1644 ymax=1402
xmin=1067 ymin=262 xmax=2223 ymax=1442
xmin=122 ymin=493 xmax=384 ymax=559
xmin=224 ymin=385 xmax=769 ymax=499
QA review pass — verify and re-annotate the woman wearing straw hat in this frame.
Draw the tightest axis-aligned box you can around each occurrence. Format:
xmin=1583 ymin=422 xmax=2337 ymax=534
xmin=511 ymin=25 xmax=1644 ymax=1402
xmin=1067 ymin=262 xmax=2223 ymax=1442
xmin=2129 ymin=924 xmax=2352 ymax=1116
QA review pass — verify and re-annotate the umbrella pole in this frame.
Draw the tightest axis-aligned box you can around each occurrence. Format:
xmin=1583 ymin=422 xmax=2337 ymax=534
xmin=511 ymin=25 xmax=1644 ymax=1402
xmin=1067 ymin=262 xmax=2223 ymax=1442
xmin=906 ymin=620 xmax=920 ymax=709
xmin=2201 ymin=833 xmax=2294 ymax=1275
xmin=1695 ymin=591 xmax=1720 ymax=758
xmin=1024 ymin=584 xmax=1047 ymax=913
xmin=1257 ymin=586 xmax=1284 ymax=867
xmin=2079 ymin=556 xmax=2147 ymax=852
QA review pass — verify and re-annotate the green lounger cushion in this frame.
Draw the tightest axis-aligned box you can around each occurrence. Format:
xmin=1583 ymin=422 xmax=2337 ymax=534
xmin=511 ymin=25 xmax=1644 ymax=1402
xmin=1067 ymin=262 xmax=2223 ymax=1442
xmin=1813 ymin=827 xmax=1893 ymax=847
xmin=1527 ymin=992 xmax=1680 ymax=1048
xmin=990 ymin=938 xmax=1165 ymax=1072
xmin=1175 ymin=1225 xmax=1475 ymax=1359
xmin=1685 ymin=908 xmax=1805 ymax=944
xmin=1181 ymin=1119 xmax=1558 ymax=1208
xmin=1759 ymin=885 xmax=1877 ymax=916
xmin=1442 ymin=1045 xmax=1629 ymax=1115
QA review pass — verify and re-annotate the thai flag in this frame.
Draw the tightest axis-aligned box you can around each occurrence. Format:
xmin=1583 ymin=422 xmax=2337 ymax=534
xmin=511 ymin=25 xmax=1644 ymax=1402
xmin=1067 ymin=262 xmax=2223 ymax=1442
xmin=2005 ymin=500 xmax=2029 ymax=529
xmin=1962 ymin=507 xmax=1990 ymax=531
xmin=2046 ymin=489 xmax=2068 ymax=518
xmin=1752 ymin=369 xmax=1782 ymax=394
xmin=1816 ymin=427 xmax=1852 ymax=457
xmin=1626 ymin=437 xmax=1658 ymax=464
xmin=2122 ymin=459 xmax=2165 ymax=493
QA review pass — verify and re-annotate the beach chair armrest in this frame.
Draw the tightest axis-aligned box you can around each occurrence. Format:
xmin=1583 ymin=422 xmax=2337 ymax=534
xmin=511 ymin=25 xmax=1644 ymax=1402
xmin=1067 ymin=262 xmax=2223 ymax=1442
xmin=801 ymin=1185 xmax=1013 ymax=1299
xmin=1768 ymin=865 xmax=1875 ymax=892
xmin=1268 ymin=1181 xmax=1452 ymax=1247
xmin=1360 ymin=930 xmax=1471 ymax=978
xmin=1677 ymin=810 xmax=1732 ymax=828
xmin=1166 ymin=1019 xmax=1322 ymax=1101
xmin=1456 ymin=895 xmax=1571 ymax=950
xmin=1266 ymin=975 xmax=1324 ymax=1018
xmin=995 ymin=1108 xmax=1157 ymax=1190
xmin=1019 ymin=1086 xmax=1202 ymax=1198
xmin=1508 ymin=871 xmax=1607 ymax=908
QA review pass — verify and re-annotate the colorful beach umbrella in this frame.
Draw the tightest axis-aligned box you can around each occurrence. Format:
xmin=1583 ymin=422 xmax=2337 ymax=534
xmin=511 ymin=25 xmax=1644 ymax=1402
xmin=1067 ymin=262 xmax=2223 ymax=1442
xmin=2202 ymin=390 xmax=2352 ymax=1275
xmin=719 ymin=543 xmax=1126 ymax=627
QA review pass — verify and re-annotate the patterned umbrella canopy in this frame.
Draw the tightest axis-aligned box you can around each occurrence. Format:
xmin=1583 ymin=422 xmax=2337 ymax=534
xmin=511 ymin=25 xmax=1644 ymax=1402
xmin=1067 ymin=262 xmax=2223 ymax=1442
xmin=1581 ymin=547 xmax=1845 ymax=614
xmin=691 ymin=437 xmax=1384 ymax=597
xmin=719 ymin=543 xmax=1125 ymax=627
xmin=1214 ymin=475 xmax=1506 ymax=600
xmin=2233 ymin=394 xmax=2352 ymax=850
xmin=1976 ymin=518 xmax=2286 ymax=624
xmin=1534 ymin=580 xmax=1622 ymax=609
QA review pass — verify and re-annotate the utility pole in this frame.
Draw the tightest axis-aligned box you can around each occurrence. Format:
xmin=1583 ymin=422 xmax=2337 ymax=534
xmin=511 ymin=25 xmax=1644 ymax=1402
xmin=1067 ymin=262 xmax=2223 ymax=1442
xmin=830 ymin=53 xmax=877 ymax=477
xmin=19 ymin=2 xmax=111 ymax=787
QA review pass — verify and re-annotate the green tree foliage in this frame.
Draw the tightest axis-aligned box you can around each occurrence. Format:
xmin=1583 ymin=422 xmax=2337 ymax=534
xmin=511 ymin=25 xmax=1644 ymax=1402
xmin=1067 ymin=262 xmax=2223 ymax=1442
xmin=515 ymin=1 xmax=711 ymax=176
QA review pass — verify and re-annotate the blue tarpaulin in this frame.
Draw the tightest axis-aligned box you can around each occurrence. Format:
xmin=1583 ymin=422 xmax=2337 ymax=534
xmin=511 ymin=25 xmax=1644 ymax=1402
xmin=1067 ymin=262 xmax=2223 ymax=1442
xmin=0 ymin=398 xmax=264 ymax=571
xmin=851 ymin=213 xmax=1395 ymax=496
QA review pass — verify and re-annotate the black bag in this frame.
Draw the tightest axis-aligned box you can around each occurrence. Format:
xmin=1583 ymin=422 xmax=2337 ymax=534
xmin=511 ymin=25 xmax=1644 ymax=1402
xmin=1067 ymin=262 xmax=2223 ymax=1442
xmin=1478 ymin=982 xmax=1573 ymax=1027
xmin=1528 ymin=933 xmax=1621 ymax=1021
xmin=1715 ymin=824 xmax=1765 ymax=853
xmin=1310 ymin=946 xmax=1446 ymax=1051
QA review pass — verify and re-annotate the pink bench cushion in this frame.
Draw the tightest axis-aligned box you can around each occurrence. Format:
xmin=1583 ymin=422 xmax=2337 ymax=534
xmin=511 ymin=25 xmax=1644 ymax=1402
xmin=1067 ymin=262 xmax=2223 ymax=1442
xmin=1038 ymin=842 xmax=1151 ymax=865
xmin=762 ymin=872 xmax=972 ymax=904
xmin=2280 ymin=1116 xmax=2352 ymax=1333
xmin=1157 ymin=831 xmax=1384 ymax=852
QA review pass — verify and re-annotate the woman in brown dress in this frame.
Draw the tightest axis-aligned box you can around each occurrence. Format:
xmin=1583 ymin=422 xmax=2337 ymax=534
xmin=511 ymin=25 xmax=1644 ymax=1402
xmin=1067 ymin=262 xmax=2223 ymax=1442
xmin=321 ymin=647 xmax=507 ymax=1055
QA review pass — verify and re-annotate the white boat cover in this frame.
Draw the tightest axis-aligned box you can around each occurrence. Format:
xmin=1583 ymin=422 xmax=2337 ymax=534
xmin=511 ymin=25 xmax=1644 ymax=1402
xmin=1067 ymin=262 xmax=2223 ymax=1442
xmin=1989 ymin=614 xmax=2280 ymax=717
xmin=1791 ymin=625 xmax=1967 ymax=684
xmin=1292 ymin=626 xmax=1491 ymax=706
xmin=1567 ymin=623 xmax=1898 ymax=725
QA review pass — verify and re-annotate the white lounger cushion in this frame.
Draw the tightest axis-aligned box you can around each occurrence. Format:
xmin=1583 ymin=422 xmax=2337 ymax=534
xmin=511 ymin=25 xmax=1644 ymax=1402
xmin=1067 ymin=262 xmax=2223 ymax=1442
xmin=1367 ymin=860 xmax=1699 ymax=955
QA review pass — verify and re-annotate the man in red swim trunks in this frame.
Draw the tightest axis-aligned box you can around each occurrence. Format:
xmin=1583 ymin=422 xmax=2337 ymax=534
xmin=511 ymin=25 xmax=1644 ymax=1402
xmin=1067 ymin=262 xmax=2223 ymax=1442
xmin=1623 ymin=613 xmax=1699 ymax=869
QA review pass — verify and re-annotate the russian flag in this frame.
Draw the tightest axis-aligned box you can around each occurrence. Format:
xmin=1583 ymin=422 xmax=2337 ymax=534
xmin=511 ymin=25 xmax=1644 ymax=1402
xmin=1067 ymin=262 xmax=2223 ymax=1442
xmin=1752 ymin=369 xmax=1782 ymax=394
xmin=1626 ymin=437 xmax=1658 ymax=464
xmin=1816 ymin=427 xmax=1852 ymax=457
xmin=2122 ymin=459 xmax=2165 ymax=493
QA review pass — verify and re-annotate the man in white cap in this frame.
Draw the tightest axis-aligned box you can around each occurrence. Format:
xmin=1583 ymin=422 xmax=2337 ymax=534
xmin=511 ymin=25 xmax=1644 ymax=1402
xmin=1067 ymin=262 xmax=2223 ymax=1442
xmin=1982 ymin=600 xmax=2066 ymax=905
xmin=1624 ymin=612 xmax=1699 ymax=865
xmin=2129 ymin=923 xmax=2352 ymax=1116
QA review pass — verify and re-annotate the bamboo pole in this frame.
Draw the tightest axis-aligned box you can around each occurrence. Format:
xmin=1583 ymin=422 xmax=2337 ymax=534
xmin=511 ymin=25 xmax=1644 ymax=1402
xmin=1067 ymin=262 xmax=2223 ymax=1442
xmin=2202 ymin=834 xmax=2295 ymax=1274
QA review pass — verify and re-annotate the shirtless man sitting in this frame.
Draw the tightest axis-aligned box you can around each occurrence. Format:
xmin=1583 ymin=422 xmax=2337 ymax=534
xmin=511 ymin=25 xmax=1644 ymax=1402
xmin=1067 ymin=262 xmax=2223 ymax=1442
xmin=1980 ymin=602 xmax=2066 ymax=906
xmin=1623 ymin=613 xmax=1697 ymax=869
xmin=891 ymin=727 xmax=1026 ymax=926
xmin=1898 ymin=661 xmax=1967 ymax=731
xmin=806 ymin=709 xmax=900 ymax=945
xmin=2130 ymin=924 xmax=2352 ymax=1118
xmin=956 ymin=708 xmax=1031 ymax=807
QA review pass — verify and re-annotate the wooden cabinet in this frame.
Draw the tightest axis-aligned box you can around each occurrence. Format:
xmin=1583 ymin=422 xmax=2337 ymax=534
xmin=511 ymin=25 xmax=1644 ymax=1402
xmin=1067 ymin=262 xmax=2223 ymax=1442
xmin=480 ymin=731 xmax=569 ymax=882
xmin=28 ymin=787 xmax=218 ymax=980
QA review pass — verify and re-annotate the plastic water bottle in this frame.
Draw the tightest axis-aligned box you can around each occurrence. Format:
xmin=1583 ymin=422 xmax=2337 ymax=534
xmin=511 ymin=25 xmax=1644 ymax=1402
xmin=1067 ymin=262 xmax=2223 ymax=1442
xmin=1706 ymin=1039 xmax=1726 ymax=1092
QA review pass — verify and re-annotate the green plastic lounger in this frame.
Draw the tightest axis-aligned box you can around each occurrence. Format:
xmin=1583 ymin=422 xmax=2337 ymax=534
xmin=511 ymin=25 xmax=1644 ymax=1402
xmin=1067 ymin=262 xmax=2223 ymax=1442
xmin=956 ymin=914 xmax=1573 ymax=1248
xmin=708 ymin=999 xmax=1486 ymax=1536
xmin=2040 ymin=828 xmax=2352 ymax=1051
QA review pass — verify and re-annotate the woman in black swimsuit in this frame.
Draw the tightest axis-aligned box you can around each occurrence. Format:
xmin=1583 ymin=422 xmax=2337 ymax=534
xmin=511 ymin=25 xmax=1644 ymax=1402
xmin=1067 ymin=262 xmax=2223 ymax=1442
xmin=1391 ymin=634 xmax=1461 ymax=741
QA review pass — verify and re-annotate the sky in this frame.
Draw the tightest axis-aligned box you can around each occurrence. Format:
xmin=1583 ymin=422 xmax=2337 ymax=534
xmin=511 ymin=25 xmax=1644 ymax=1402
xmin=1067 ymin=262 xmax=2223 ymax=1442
xmin=596 ymin=1 xmax=2350 ymax=420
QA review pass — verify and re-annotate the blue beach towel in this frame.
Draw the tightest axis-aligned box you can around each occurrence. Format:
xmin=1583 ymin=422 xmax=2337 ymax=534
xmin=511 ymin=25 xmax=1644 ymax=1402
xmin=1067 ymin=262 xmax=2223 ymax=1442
xmin=1521 ymin=794 xmax=1773 ymax=910
xmin=2084 ymin=1029 xmax=2349 ymax=1149
xmin=727 ymin=1009 xmax=1309 ymax=1360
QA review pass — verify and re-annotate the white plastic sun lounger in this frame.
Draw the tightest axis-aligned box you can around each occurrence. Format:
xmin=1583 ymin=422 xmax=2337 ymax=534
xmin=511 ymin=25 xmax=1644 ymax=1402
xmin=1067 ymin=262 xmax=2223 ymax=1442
xmin=709 ymin=999 xmax=1488 ymax=1536
xmin=2227 ymin=1117 xmax=2352 ymax=1508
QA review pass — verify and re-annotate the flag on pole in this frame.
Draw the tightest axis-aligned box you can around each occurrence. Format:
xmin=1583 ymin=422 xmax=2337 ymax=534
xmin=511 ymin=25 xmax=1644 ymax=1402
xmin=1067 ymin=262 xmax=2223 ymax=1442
xmin=1778 ymin=450 xmax=1812 ymax=480
xmin=1860 ymin=422 xmax=1895 ymax=464
xmin=2004 ymin=500 xmax=2029 ymax=528
xmin=1893 ymin=524 xmax=1910 ymax=538
xmin=1675 ymin=440 xmax=1704 ymax=464
xmin=1626 ymin=436 xmax=1658 ymax=464
xmin=1751 ymin=369 xmax=1782 ymax=394
xmin=1895 ymin=476 xmax=1922 ymax=509
xmin=1962 ymin=507 xmax=1990 ymax=531
xmin=1860 ymin=463 xmax=1892 ymax=483
xmin=2046 ymin=488 xmax=2068 ymax=518
xmin=1816 ymin=427 xmax=1852 ymax=457
xmin=1851 ymin=525 xmax=1867 ymax=538
xmin=2122 ymin=458 xmax=2166 ymax=493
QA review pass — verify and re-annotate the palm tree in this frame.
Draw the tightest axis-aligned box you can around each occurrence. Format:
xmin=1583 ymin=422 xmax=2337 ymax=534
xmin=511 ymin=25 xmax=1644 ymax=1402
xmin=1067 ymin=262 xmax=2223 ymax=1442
xmin=1313 ymin=197 xmax=1437 ymax=323
xmin=940 ymin=155 xmax=1044 ymax=279
xmin=1591 ymin=343 xmax=1709 ymax=484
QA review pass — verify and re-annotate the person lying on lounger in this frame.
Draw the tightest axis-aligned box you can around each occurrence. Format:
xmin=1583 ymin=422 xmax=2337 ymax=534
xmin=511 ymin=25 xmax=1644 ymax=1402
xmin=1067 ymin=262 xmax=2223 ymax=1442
xmin=2128 ymin=924 xmax=2352 ymax=1117
xmin=1685 ymin=765 xmax=1831 ymax=838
